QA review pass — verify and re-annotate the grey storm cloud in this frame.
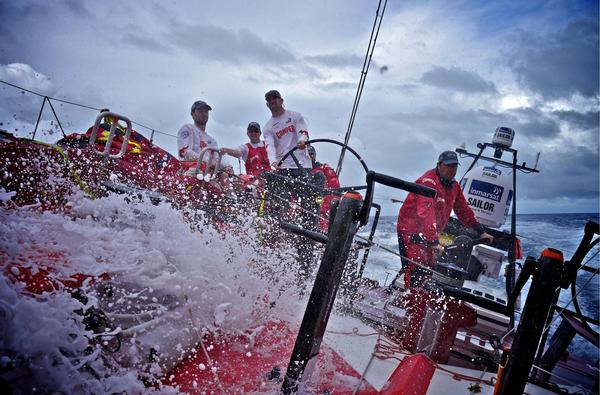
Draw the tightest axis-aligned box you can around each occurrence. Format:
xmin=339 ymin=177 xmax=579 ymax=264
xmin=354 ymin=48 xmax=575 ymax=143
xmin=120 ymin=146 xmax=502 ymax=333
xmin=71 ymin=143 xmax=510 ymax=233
xmin=552 ymin=110 xmax=599 ymax=131
xmin=121 ymin=33 xmax=172 ymax=53
xmin=0 ymin=64 xmax=57 ymax=126
xmin=304 ymin=53 xmax=364 ymax=68
xmin=384 ymin=107 xmax=505 ymax=138
xmin=510 ymin=18 xmax=599 ymax=100
xmin=525 ymin=145 xmax=599 ymax=200
xmin=420 ymin=66 xmax=497 ymax=93
xmin=62 ymin=0 xmax=93 ymax=18
xmin=506 ymin=107 xmax=562 ymax=139
xmin=577 ymin=145 xmax=600 ymax=173
xmin=0 ymin=0 xmax=95 ymax=63
xmin=526 ymin=173 xmax=598 ymax=200
xmin=0 ymin=0 xmax=91 ymax=23
xmin=516 ymin=118 xmax=562 ymax=140
xmin=166 ymin=24 xmax=297 ymax=64
xmin=0 ymin=0 xmax=51 ymax=19
xmin=317 ymin=81 xmax=356 ymax=90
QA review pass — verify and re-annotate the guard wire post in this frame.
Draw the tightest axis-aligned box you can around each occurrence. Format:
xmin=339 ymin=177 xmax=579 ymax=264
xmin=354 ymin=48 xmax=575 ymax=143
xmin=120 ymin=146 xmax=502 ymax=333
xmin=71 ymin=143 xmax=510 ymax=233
xmin=497 ymin=248 xmax=568 ymax=395
xmin=31 ymin=96 xmax=67 ymax=140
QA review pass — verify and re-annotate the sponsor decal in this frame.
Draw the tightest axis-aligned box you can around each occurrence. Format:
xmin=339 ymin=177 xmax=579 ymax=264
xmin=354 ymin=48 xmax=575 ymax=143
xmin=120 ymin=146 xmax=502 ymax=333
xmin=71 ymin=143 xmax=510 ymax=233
xmin=422 ymin=177 xmax=437 ymax=186
xmin=468 ymin=197 xmax=495 ymax=212
xmin=495 ymin=131 xmax=513 ymax=140
xmin=286 ymin=117 xmax=292 ymax=123
xmin=275 ymin=125 xmax=295 ymax=138
xmin=483 ymin=167 xmax=501 ymax=175
xmin=180 ymin=130 xmax=190 ymax=138
xmin=482 ymin=166 xmax=501 ymax=179
xmin=468 ymin=179 xmax=503 ymax=203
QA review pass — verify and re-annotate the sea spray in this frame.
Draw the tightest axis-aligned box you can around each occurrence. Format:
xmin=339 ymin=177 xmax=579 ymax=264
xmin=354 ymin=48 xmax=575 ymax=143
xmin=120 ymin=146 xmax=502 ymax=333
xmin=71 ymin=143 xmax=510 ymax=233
xmin=0 ymin=191 xmax=309 ymax=393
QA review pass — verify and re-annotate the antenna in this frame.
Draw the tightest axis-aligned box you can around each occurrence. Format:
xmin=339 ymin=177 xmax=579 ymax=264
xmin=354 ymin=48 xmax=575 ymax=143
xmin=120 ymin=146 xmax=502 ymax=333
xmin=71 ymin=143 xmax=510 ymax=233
xmin=533 ymin=152 xmax=540 ymax=170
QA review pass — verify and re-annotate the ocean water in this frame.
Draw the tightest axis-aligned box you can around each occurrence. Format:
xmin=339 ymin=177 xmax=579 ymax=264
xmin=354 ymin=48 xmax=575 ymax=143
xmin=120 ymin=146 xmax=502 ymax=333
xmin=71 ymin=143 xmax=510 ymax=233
xmin=359 ymin=213 xmax=600 ymax=360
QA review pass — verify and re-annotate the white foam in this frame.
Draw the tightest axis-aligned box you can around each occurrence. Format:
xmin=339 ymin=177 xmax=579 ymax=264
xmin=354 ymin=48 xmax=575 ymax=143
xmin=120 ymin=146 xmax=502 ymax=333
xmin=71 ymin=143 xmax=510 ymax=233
xmin=0 ymin=191 xmax=307 ymax=393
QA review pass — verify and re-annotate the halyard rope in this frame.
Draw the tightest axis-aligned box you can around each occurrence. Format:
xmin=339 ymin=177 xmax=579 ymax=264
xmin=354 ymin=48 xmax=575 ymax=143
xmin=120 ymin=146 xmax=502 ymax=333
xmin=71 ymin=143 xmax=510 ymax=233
xmin=336 ymin=0 xmax=387 ymax=176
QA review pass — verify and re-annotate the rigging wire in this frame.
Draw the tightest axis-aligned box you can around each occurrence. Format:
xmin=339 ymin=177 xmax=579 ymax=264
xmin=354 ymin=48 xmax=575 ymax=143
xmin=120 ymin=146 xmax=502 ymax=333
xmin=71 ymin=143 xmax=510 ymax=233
xmin=539 ymin=248 xmax=600 ymax=337
xmin=0 ymin=79 xmax=177 ymax=138
xmin=335 ymin=0 xmax=387 ymax=177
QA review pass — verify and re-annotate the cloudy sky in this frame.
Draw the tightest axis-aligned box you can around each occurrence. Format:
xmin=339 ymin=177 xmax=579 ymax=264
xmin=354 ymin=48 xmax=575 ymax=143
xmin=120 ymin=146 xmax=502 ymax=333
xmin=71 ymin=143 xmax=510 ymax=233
xmin=0 ymin=0 xmax=598 ymax=215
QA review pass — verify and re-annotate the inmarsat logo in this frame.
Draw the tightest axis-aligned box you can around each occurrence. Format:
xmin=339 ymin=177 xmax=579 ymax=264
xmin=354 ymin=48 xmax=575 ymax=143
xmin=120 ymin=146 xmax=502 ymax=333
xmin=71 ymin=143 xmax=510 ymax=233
xmin=469 ymin=180 xmax=503 ymax=202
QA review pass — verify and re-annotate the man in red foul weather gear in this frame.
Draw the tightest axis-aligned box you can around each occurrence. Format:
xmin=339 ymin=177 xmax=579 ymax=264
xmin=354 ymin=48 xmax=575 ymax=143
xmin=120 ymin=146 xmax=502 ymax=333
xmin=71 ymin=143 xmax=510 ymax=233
xmin=220 ymin=122 xmax=270 ymax=176
xmin=308 ymin=145 xmax=341 ymax=232
xmin=397 ymin=150 xmax=494 ymax=288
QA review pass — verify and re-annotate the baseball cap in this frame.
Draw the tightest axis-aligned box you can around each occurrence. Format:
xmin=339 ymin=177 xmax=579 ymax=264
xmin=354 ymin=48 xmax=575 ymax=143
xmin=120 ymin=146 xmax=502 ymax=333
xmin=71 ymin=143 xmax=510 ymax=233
xmin=247 ymin=122 xmax=261 ymax=131
xmin=265 ymin=90 xmax=282 ymax=100
xmin=438 ymin=150 xmax=459 ymax=165
xmin=307 ymin=145 xmax=316 ymax=156
xmin=191 ymin=100 xmax=212 ymax=112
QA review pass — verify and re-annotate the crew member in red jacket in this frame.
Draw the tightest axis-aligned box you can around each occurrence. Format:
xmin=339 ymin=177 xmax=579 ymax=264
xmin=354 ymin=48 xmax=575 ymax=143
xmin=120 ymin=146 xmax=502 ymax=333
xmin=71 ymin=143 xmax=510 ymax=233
xmin=220 ymin=122 xmax=270 ymax=176
xmin=397 ymin=150 xmax=494 ymax=288
xmin=308 ymin=145 xmax=341 ymax=231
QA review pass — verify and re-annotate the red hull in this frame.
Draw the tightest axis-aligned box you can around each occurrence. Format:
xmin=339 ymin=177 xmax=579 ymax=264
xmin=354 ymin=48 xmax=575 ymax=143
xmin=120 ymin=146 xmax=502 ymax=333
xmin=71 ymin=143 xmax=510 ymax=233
xmin=165 ymin=320 xmax=377 ymax=394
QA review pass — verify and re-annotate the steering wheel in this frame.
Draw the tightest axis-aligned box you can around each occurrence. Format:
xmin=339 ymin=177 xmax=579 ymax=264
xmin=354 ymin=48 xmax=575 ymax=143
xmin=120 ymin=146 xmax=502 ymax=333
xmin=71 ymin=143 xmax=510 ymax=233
xmin=276 ymin=138 xmax=369 ymax=181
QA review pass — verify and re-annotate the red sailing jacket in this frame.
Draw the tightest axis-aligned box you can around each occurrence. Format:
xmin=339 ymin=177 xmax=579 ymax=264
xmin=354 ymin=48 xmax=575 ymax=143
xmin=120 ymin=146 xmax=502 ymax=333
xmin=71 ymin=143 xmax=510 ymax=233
xmin=397 ymin=168 xmax=480 ymax=243
xmin=245 ymin=142 xmax=270 ymax=176
xmin=311 ymin=162 xmax=341 ymax=231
